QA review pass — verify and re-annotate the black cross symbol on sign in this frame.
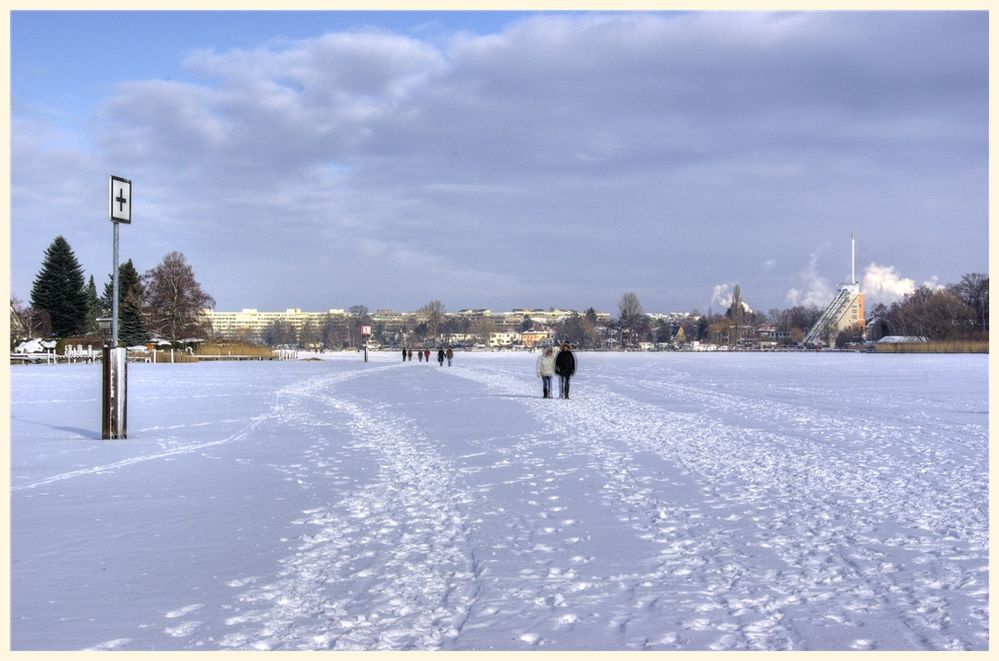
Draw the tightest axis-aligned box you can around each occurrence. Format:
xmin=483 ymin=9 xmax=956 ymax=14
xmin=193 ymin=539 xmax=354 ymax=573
xmin=116 ymin=189 xmax=128 ymax=213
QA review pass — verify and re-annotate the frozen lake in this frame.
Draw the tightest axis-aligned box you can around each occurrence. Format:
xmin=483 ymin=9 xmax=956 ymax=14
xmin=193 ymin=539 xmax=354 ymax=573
xmin=9 ymin=351 xmax=989 ymax=651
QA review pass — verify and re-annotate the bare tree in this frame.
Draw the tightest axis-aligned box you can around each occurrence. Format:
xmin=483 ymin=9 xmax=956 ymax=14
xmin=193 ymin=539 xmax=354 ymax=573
xmin=952 ymin=273 xmax=988 ymax=331
xmin=418 ymin=300 xmax=447 ymax=344
xmin=143 ymin=251 xmax=215 ymax=340
xmin=321 ymin=312 xmax=347 ymax=350
xmin=11 ymin=297 xmax=51 ymax=341
xmin=10 ymin=297 xmax=28 ymax=341
xmin=555 ymin=313 xmax=600 ymax=349
xmin=470 ymin=315 xmax=497 ymax=347
xmin=728 ymin=284 xmax=744 ymax=342
xmin=617 ymin=292 xmax=647 ymax=348
xmin=348 ymin=305 xmax=370 ymax=348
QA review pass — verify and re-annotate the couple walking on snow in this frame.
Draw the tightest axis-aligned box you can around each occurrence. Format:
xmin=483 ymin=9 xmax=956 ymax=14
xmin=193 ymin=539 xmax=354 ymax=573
xmin=536 ymin=343 xmax=575 ymax=399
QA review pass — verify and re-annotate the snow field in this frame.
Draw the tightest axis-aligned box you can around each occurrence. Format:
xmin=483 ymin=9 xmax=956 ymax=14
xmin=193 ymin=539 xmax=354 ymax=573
xmin=9 ymin=352 xmax=988 ymax=650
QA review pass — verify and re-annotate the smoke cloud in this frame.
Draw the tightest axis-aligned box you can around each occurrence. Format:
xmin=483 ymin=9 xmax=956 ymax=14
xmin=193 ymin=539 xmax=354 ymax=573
xmin=860 ymin=263 xmax=946 ymax=307
xmin=785 ymin=249 xmax=834 ymax=308
xmin=711 ymin=283 xmax=735 ymax=309
xmin=861 ymin=263 xmax=915 ymax=307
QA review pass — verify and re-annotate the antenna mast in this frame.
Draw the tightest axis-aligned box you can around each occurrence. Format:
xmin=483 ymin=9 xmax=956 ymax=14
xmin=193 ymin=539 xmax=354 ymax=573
xmin=851 ymin=232 xmax=856 ymax=286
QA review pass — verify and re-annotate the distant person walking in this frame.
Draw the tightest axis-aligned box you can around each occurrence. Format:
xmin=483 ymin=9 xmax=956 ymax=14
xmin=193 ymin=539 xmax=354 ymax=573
xmin=555 ymin=342 xmax=576 ymax=399
xmin=418 ymin=349 xmax=423 ymax=362
xmin=407 ymin=348 xmax=413 ymax=361
xmin=446 ymin=347 xmax=454 ymax=366
xmin=402 ymin=348 xmax=407 ymax=361
xmin=437 ymin=348 xmax=445 ymax=366
xmin=424 ymin=349 xmax=430 ymax=362
xmin=536 ymin=347 xmax=556 ymax=399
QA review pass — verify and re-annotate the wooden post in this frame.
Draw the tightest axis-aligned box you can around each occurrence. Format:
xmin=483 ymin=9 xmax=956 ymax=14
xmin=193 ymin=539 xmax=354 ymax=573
xmin=102 ymin=347 xmax=128 ymax=439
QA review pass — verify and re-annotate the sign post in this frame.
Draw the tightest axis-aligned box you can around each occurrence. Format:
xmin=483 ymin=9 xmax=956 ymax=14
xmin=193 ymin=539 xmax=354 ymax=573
xmin=360 ymin=325 xmax=372 ymax=363
xmin=103 ymin=175 xmax=132 ymax=439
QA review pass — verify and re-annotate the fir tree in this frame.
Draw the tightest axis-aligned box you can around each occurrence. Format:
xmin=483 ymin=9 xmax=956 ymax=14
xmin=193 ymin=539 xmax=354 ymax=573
xmin=84 ymin=276 xmax=101 ymax=336
xmin=102 ymin=260 xmax=148 ymax=346
xmin=29 ymin=236 xmax=88 ymax=338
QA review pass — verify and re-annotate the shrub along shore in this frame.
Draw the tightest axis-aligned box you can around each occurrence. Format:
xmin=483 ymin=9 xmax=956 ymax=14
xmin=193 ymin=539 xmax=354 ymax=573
xmin=874 ymin=340 xmax=988 ymax=353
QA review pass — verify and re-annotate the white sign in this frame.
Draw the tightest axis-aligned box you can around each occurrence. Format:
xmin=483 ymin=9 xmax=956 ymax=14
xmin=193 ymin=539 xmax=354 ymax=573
xmin=110 ymin=176 xmax=132 ymax=223
xmin=360 ymin=325 xmax=372 ymax=336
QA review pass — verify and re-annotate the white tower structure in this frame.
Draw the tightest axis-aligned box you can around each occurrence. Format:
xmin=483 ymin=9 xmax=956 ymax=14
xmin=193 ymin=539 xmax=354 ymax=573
xmin=847 ymin=231 xmax=860 ymax=293
xmin=802 ymin=233 xmax=866 ymax=347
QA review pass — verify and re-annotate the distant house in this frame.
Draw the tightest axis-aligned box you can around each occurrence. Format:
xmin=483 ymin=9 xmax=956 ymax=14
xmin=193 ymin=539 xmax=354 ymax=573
xmin=488 ymin=331 xmax=522 ymax=349
xmin=520 ymin=329 xmax=551 ymax=349
xmin=14 ymin=339 xmax=56 ymax=354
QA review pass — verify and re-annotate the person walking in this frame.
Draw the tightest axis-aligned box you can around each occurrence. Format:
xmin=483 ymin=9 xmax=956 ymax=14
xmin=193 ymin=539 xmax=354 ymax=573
xmin=437 ymin=347 xmax=445 ymax=366
xmin=555 ymin=342 xmax=576 ymax=399
xmin=424 ymin=349 xmax=430 ymax=362
xmin=418 ymin=349 xmax=423 ymax=362
xmin=446 ymin=346 xmax=454 ymax=366
xmin=536 ymin=347 xmax=556 ymax=398
xmin=402 ymin=347 xmax=407 ymax=361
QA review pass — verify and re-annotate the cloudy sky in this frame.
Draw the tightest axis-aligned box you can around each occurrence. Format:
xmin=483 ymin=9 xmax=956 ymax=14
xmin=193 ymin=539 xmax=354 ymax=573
xmin=10 ymin=10 xmax=988 ymax=315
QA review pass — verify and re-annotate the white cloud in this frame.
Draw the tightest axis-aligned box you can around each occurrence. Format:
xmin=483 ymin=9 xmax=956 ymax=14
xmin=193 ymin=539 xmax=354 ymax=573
xmin=922 ymin=275 xmax=945 ymax=291
xmin=860 ymin=263 xmax=916 ymax=306
xmin=10 ymin=12 xmax=988 ymax=312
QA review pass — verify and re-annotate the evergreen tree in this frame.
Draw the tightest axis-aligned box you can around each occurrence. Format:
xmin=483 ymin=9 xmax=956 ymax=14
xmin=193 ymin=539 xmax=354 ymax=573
xmin=84 ymin=276 xmax=100 ymax=335
xmin=103 ymin=260 xmax=148 ymax=346
xmin=30 ymin=236 xmax=88 ymax=338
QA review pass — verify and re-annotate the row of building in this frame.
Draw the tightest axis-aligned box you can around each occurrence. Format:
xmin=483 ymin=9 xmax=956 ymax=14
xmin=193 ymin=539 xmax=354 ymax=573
xmin=200 ymin=287 xmax=866 ymax=350
xmin=201 ymin=306 xmax=621 ymax=349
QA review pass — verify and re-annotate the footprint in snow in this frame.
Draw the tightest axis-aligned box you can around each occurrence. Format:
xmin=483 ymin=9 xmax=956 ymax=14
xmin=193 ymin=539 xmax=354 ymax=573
xmin=85 ymin=638 xmax=132 ymax=650
xmin=165 ymin=603 xmax=205 ymax=618
xmin=164 ymin=621 xmax=202 ymax=638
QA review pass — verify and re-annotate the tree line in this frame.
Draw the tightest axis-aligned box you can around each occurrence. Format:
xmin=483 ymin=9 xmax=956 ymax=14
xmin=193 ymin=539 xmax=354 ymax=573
xmin=11 ymin=235 xmax=214 ymax=348
xmin=222 ymin=276 xmax=990 ymax=352
xmin=865 ymin=273 xmax=988 ymax=343
xmin=552 ymin=277 xmax=988 ymax=351
xmin=12 ymin=236 xmax=986 ymax=353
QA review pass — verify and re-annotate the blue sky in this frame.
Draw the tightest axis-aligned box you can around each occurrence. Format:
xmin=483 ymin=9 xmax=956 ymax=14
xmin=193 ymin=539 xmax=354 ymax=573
xmin=10 ymin=10 xmax=989 ymax=315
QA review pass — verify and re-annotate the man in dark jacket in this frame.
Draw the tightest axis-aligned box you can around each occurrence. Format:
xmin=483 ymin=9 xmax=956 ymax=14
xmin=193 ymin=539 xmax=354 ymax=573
xmin=554 ymin=342 xmax=576 ymax=399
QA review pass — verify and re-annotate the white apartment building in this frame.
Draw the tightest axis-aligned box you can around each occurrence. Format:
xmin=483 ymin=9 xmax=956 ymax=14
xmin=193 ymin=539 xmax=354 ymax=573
xmin=204 ymin=308 xmax=346 ymax=340
xmin=204 ymin=306 xmax=613 ymax=344
xmin=488 ymin=331 xmax=522 ymax=348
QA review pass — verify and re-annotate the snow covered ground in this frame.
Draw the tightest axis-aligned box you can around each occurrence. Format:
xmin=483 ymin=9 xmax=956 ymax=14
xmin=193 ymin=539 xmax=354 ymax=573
xmin=9 ymin=351 xmax=989 ymax=651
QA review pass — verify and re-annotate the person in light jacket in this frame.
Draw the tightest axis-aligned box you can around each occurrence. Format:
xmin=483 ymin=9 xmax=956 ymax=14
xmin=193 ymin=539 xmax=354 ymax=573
xmin=446 ymin=347 xmax=454 ymax=366
xmin=536 ymin=347 xmax=556 ymax=398
xmin=555 ymin=342 xmax=576 ymax=399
